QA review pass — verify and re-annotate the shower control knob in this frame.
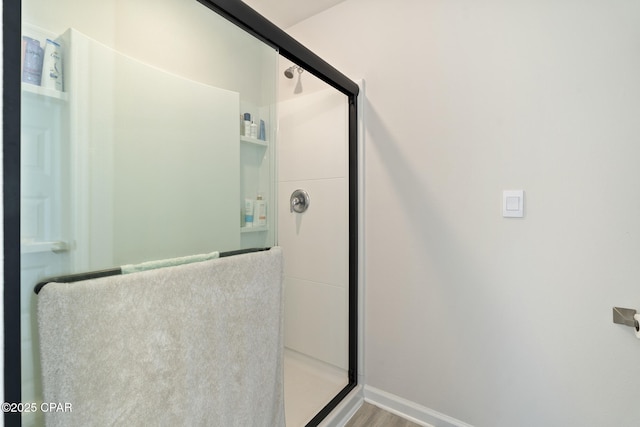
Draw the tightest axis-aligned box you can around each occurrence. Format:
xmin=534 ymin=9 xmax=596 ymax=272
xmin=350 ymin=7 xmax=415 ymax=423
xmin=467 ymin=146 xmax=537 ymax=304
xmin=290 ymin=189 xmax=310 ymax=213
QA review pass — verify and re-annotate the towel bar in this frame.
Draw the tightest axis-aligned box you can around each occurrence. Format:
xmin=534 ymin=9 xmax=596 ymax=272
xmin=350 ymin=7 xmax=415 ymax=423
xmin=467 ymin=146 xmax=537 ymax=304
xmin=34 ymin=247 xmax=271 ymax=294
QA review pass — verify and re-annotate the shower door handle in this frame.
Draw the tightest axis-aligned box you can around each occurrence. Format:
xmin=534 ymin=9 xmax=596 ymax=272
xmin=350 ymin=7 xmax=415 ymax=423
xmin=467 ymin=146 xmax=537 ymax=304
xmin=290 ymin=189 xmax=310 ymax=213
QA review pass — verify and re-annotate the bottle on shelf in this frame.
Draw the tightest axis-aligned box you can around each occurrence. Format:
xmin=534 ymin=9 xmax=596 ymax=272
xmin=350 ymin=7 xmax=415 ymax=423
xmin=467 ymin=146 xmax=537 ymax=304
xmin=254 ymin=194 xmax=267 ymax=227
xmin=244 ymin=198 xmax=254 ymax=228
xmin=243 ymin=113 xmax=251 ymax=137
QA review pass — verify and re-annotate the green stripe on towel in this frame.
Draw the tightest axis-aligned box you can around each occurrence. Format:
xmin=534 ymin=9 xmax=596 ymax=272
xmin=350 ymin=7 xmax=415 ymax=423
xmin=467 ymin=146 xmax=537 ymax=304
xmin=121 ymin=251 xmax=220 ymax=274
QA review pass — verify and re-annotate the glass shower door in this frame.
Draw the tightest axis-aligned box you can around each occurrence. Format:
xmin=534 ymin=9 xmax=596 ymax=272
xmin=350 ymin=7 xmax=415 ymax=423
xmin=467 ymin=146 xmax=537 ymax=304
xmin=278 ymin=60 xmax=351 ymax=426
xmin=16 ymin=1 xmax=356 ymax=426
xmin=20 ymin=2 xmax=278 ymax=426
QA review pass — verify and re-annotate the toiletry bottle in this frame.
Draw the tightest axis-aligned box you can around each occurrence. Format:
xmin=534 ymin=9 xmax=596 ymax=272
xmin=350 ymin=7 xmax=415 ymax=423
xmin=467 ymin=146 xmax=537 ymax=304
xmin=22 ymin=36 xmax=43 ymax=86
xmin=254 ymin=194 xmax=267 ymax=227
xmin=243 ymin=113 xmax=251 ymax=137
xmin=250 ymin=121 xmax=258 ymax=139
xmin=41 ymin=39 xmax=63 ymax=91
xmin=259 ymin=120 xmax=266 ymax=141
xmin=244 ymin=198 xmax=254 ymax=228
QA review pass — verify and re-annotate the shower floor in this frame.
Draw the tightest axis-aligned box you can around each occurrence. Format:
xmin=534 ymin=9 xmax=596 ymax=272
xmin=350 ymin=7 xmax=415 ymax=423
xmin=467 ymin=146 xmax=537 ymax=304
xmin=284 ymin=349 xmax=349 ymax=427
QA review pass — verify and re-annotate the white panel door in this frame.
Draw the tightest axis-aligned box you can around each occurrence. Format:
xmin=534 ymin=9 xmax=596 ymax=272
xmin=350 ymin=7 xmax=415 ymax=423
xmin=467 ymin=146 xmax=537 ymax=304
xmin=20 ymin=87 xmax=71 ymax=427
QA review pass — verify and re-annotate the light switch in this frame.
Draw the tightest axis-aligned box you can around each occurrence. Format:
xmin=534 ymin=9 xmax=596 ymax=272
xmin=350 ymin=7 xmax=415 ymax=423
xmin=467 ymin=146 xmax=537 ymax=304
xmin=506 ymin=197 xmax=520 ymax=211
xmin=503 ymin=190 xmax=524 ymax=218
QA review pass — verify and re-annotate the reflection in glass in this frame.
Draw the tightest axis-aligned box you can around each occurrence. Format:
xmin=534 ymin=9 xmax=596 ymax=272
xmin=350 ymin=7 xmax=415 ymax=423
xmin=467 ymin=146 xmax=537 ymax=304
xmin=20 ymin=1 xmax=349 ymax=426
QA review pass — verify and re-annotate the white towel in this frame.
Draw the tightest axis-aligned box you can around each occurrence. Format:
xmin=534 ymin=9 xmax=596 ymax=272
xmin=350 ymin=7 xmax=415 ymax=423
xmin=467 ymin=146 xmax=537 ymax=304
xmin=37 ymin=247 xmax=285 ymax=427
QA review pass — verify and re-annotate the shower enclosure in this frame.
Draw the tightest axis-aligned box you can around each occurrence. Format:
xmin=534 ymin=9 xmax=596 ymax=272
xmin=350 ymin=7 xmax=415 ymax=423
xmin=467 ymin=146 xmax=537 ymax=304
xmin=6 ymin=0 xmax=359 ymax=426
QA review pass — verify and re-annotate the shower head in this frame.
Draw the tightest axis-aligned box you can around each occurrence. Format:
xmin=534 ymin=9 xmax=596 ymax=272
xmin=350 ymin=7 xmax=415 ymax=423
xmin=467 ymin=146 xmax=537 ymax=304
xmin=284 ymin=66 xmax=295 ymax=79
xmin=284 ymin=65 xmax=303 ymax=79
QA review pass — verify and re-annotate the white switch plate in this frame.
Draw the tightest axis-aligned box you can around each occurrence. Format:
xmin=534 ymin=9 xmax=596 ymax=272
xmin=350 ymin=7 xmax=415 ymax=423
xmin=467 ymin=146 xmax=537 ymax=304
xmin=503 ymin=190 xmax=524 ymax=218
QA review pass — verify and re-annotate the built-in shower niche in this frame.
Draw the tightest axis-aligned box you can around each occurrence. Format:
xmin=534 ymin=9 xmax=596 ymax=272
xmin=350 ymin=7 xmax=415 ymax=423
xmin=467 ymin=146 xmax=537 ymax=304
xmin=240 ymin=103 xmax=276 ymax=250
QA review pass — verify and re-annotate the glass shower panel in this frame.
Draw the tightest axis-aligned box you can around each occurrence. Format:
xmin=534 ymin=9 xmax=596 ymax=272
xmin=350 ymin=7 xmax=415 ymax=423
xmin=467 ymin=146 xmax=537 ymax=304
xmin=278 ymin=59 xmax=350 ymax=426
xmin=21 ymin=1 xmax=276 ymax=426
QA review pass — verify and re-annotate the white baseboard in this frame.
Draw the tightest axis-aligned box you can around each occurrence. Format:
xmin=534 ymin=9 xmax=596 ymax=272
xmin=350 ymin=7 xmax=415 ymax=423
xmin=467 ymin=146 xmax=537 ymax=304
xmin=318 ymin=385 xmax=364 ymax=427
xmin=363 ymin=385 xmax=474 ymax=427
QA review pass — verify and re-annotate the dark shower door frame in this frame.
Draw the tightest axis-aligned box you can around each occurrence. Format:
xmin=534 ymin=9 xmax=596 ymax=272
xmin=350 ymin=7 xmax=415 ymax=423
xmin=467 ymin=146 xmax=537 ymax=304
xmin=195 ymin=2 xmax=360 ymax=425
xmin=2 ymin=1 xmax=359 ymax=425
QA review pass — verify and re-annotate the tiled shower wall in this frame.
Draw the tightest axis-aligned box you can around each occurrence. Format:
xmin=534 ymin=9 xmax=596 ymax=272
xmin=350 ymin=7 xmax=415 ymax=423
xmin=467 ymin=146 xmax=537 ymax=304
xmin=278 ymin=88 xmax=349 ymax=370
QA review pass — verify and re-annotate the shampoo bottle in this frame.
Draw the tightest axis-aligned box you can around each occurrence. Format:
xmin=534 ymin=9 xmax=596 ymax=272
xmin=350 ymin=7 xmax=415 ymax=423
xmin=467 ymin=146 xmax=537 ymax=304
xmin=243 ymin=113 xmax=251 ymax=137
xmin=22 ymin=36 xmax=43 ymax=86
xmin=244 ymin=198 xmax=254 ymax=227
xmin=41 ymin=39 xmax=63 ymax=91
xmin=254 ymin=194 xmax=267 ymax=227
xmin=250 ymin=121 xmax=258 ymax=139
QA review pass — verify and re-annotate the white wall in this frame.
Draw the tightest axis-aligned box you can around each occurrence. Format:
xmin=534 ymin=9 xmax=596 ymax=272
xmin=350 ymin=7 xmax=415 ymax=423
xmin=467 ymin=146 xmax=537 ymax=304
xmin=288 ymin=1 xmax=640 ymax=426
xmin=63 ymin=30 xmax=241 ymax=267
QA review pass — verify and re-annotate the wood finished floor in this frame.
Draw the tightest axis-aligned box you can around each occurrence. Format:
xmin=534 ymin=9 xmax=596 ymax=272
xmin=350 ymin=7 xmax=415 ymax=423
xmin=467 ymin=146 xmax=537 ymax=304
xmin=345 ymin=403 xmax=421 ymax=427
